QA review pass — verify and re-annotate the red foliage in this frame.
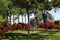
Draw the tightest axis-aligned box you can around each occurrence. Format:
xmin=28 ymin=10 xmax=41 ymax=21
xmin=39 ymin=22 xmax=60 ymax=31
xmin=1 ymin=21 xmax=60 ymax=33
xmin=0 ymin=27 xmax=4 ymax=34
xmin=14 ymin=24 xmax=21 ymax=30
xmin=6 ymin=23 xmax=29 ymax=31
xmin=55 ymin=24 xmax=60 ymax=29
xmin=21 ymin=23 xmax=29 ymax=30
xmin=0 ymin=23 xmax=4 ymax=34
xmin=45 ymin=22 xmax=50 ymax=27
xmin=40 ymin=22 xmax=55 ymax=28
xmin=7 ymin=23 xmax=15 ymax=31
xmin=39 ymin=22 xmax=45 ymax=28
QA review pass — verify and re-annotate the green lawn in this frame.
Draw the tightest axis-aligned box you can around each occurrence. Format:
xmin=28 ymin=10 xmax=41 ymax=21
xmin=18 ymin=35 xmax=60 ymax=40
xmin=17 ymin=30 xmax=60 ymax=40
xmin=1 ymin=29 xmax=60 ymax=40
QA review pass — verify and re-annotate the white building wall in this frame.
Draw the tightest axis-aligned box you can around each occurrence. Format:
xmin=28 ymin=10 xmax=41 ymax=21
xmin=8 ymin=13 xmax=35 ymax=24
xmin=11 ymin=15 xmax=13 ymax=24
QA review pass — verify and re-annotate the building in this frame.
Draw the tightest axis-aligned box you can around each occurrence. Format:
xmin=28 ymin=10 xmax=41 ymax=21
xmin=8 ymin=12 xmax=35 ymax=24
xmin=46 ymin=12 xmax=54 ymax=22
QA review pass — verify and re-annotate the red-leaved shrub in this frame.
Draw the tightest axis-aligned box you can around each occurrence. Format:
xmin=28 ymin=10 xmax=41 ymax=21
xmin=21 ymin=23 xmax=29 ymax=30
xmin=39 ymin=22 xmax=60 ymax=31
xmin=0 ymin=23 xmax=4 ymax=34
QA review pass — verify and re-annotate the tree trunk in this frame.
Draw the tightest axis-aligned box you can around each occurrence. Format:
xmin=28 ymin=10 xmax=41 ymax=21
xmin=27 ymin=4 xmax=30 ymax=36
xmin=27 ymin=12 xmax=30 ymax=36
xmin=43 ymin=13 xmax=47 ymax=22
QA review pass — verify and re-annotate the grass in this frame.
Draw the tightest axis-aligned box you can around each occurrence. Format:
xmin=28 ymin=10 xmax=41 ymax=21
xmin=17 ymin=35 xmax=60 ymax=40
xmin=1 ymin=28 xmax=60 ymax=40
xmin=17 ymin=31 xmax=60 ymax=40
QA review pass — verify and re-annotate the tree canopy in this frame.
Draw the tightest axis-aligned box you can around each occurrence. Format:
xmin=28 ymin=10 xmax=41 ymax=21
xmin=0 ymin=0 xmax=60 ymax=22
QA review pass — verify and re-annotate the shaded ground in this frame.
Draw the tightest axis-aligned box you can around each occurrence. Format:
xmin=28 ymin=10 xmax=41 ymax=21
xmin=1 ymin=29 xmax=60 ymax=40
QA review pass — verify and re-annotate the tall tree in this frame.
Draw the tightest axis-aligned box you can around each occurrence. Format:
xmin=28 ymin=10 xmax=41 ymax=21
xmin=0 ymin=0 xmax=13 ymax=23
xmin=9 ymin=0 xmax=60 ymax=36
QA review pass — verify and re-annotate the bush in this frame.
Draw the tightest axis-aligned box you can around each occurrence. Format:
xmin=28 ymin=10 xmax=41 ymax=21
xmin=39 ymin=22 xmax=60 ymax=31
xmin=54 ymin=20 xmax=60 ymax=24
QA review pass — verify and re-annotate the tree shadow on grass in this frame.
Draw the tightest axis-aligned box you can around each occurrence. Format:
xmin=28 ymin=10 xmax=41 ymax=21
xmin=47 ymin=30 xmax=59 ymax=34
xmin=2 ymin=32 xmax=46 ymax=39
xmin=1 ymin=30 xmax=59 ymax=40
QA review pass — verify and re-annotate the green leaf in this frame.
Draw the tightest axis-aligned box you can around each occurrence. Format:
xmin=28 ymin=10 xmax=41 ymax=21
xmin=0 ymin=15 xmax=5 ymax=22
xmin=11 ymin=8 xmax=20 ymax=14
xmin=21 ymin=8 xmax=27 ymax=14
